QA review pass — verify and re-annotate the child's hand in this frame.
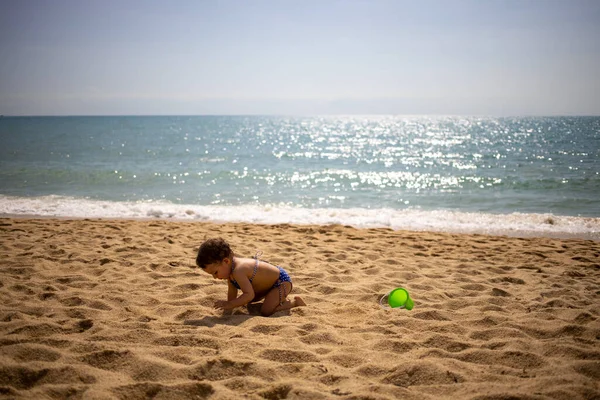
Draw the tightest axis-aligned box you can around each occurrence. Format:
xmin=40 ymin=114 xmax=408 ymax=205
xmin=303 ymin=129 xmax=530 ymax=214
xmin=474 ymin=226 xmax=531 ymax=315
xmin=214 ymin=300 xmax=229 ymax=310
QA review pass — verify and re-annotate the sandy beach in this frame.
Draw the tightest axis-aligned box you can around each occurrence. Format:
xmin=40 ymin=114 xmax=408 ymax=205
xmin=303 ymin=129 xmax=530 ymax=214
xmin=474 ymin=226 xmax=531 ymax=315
xmin=0 ymin=217 xmax=599 ymax=399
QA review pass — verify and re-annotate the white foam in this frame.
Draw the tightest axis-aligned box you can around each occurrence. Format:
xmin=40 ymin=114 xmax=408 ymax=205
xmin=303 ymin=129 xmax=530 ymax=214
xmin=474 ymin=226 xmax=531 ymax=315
xmin=0 ymin=195 xmax=598 ymax=240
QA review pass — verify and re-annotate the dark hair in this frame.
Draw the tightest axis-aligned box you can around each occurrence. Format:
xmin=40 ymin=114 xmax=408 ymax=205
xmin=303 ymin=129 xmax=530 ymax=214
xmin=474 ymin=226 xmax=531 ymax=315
xmin=196 ymin=238 xmax=233 ymax=268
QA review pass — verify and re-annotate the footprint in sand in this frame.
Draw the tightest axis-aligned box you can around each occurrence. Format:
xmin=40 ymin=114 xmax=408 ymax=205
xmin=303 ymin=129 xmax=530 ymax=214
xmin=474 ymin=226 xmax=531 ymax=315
xmin=112 ymin=382 xmax=214 ymax=399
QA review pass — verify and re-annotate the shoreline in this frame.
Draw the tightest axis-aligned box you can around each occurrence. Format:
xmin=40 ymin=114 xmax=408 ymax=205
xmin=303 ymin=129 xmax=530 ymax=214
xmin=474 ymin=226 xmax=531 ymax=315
xmin=1 ymin=213 xmax=599 ymax=242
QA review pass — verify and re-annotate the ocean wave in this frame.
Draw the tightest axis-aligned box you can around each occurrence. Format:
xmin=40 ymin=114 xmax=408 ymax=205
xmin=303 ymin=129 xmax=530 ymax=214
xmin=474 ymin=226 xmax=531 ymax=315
xmin=0 ymin=195 xmax=598 ymax=240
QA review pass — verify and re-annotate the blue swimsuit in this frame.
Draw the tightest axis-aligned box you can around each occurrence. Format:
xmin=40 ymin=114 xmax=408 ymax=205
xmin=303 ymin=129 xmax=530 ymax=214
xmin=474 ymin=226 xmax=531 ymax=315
xmin=230 ymin=252 xmax=292 ymax=304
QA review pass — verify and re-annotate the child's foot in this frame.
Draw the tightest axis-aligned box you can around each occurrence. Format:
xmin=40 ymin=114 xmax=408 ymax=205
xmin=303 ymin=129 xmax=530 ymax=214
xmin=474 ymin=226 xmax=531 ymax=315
xmin=293 ymin=296 xmax=307 ymax=307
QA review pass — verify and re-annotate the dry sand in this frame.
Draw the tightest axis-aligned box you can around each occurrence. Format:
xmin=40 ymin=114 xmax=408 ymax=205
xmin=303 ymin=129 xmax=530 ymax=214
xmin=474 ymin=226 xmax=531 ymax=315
xmin=0 ymin=217 xmax=599 ymax=399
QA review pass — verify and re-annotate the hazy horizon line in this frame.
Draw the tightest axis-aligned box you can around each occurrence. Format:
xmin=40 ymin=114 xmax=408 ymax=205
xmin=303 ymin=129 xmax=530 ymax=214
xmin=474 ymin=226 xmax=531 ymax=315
xmin=2 ymin=113 xmax=599 ymax=118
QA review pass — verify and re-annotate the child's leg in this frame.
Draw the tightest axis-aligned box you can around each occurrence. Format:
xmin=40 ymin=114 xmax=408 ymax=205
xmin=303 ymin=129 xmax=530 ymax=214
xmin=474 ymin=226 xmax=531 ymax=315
xmin=260 ymin=282 xmax=305 ymax=316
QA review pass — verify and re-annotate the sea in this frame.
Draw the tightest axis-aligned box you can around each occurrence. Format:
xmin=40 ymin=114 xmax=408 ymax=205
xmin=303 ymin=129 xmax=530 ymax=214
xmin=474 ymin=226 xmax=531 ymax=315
xmin=1 ymin=115 xmax=599 ymax=240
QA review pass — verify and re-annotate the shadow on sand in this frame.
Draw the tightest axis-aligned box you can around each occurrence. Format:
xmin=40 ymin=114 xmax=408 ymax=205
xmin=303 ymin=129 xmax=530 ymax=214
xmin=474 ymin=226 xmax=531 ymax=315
xmin=183 ymin=315 xmax=254 ymax=327
xmin=183 ymin=304 xmax=290 ymax=327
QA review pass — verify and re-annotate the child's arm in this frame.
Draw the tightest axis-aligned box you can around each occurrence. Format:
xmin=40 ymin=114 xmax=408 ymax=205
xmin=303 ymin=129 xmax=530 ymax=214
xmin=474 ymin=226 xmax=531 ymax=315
xmin=215 ymin=271 xmax=254 ymax=310
xmin=227 ymin=280 xmax=238 ymax=301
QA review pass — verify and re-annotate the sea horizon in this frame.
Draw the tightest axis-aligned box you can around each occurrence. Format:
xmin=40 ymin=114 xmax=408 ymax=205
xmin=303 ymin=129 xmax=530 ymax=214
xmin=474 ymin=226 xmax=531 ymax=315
xmin=3 ymin=113 xmax=600 ymax=118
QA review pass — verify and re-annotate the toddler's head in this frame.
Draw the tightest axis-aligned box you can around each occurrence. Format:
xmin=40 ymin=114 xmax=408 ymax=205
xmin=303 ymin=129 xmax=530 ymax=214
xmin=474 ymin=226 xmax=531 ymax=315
xmin=196 ymin=238 xmax=233 ymax=269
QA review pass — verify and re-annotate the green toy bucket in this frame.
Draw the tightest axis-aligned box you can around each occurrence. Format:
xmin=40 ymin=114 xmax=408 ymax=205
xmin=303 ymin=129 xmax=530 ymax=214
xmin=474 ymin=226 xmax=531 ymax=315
xmin=379 ymin=288 xmax=414 ymax=310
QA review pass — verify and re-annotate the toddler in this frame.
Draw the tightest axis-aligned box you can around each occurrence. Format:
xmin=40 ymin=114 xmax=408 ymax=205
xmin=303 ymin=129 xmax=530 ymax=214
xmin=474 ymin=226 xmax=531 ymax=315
xmin=196 ymin=238 xmax=306 ymax=316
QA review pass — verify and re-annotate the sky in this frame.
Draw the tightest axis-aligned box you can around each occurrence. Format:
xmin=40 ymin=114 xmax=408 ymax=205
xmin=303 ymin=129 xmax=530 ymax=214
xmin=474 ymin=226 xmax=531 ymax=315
xmin=1 ymin=0 xmax=599 ymax=116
